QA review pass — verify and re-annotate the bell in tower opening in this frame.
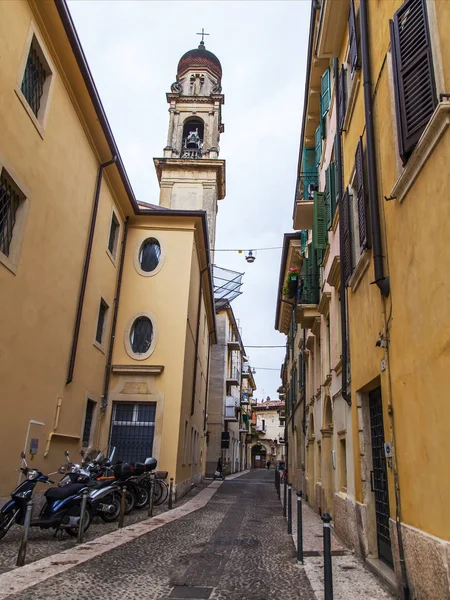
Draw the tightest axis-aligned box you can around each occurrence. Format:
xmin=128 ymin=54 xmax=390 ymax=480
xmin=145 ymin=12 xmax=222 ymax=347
xmin=181 ymin=119 xmax=204 ymax=159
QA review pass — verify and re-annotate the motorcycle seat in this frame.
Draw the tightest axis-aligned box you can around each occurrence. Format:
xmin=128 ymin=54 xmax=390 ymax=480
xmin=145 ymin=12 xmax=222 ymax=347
xmin=45 ymin=483 xmax=85 ymax=500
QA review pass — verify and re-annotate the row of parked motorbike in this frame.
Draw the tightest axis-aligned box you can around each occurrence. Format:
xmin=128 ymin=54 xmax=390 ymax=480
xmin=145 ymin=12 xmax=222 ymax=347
xmin=0 ymin=448 xmax=169 ymax=540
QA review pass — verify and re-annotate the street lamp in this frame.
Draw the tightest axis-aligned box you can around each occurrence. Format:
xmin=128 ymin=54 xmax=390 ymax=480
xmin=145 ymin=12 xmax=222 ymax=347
xmin=245 ymin=250 xmax=255 ymax=264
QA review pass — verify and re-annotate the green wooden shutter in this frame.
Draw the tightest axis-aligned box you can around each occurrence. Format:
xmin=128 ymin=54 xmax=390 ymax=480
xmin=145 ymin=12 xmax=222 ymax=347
xmin=313 ymin=191 xmax=327 ymax=250
xmin=321 ymin=68 xmax=331 ymax=116
xmin=325 ymin=164 xmax=332 ymax=230
xmin=300 ymin=230 xmax=308 ymax=254
xmin=329 ymin=161 xmax=336 ymax=225
xmin=315 ymin=126 xmax=322 ymax=167
xmin=303 ymin=147 xmax=317 ymax=200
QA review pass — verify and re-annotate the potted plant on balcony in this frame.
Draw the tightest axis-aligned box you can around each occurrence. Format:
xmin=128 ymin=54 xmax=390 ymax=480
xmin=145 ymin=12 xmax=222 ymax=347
xmin=283 ymin=267 xmax=300 ymax=299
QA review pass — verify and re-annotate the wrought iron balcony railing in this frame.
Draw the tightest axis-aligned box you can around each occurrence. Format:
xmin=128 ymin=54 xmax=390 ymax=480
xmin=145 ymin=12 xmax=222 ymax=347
xmin=298 ymin=273 xmax=320 ymax=305
xmin=299 ymin=172 xmax=319 ymax=201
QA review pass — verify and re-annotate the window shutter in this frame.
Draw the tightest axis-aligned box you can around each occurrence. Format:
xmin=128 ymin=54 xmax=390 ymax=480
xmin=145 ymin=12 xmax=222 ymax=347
xmin=300 ymin=229 xmax=308 ymax=254
xmin=355 ymin=138 xmax=369 ymax=252
xmin=348 ymin=0 xmax=359 ymax=76
xmin=334 ymin=134 xmax=342 ymax=206
xmin=313 ymin=192 xmax=327 ymax=250
xmin=321 ymin=68 xmax=331 ymax=117
xmin=390 ymin=0 xmax=437 ymax=162
xmin=325 ymin=164 xmax=332 ymax=230
xmin=315 ymin=126 xmax=322 ymax=167
xmin=303 ymin=147 xmax=317 ymax=200
xmin=341 ymin=188 xmax=353 ymax=286
xmin=338 ymin=65 xmax=347 ymax=132
xmin=298 ymin=353 xmax=303 ymax=388
xmin=329 ymin=161 xmax=336 ymax=225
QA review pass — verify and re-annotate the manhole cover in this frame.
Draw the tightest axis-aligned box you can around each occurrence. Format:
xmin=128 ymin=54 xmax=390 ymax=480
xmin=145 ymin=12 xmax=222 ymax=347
xmin=169 ymin=586 xmax=213 ymax=599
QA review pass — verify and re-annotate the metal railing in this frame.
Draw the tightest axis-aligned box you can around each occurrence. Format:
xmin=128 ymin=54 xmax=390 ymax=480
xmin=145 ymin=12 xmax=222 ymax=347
xmin=298 ymin=274 xmax=320 ymax=305
xmin=299 ymin=172 xmax=319 ymax=201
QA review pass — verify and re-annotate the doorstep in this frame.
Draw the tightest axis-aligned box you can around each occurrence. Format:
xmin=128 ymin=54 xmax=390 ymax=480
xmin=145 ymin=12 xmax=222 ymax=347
xmin=365 ymin=557 xmax=398 ymax=597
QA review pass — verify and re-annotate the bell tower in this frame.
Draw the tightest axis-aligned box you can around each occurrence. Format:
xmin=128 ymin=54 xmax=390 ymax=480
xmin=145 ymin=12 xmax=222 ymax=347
xmin=154 ymin=38 xmax=226 ymax=248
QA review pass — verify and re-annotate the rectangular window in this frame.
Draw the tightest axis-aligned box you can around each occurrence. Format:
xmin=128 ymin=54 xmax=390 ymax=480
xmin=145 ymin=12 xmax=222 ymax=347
xmin=348 ymin=0 xmax=359 ymax=76
xmin=390 ymin=0 xmax=437 ymax=163
xmin=339 ymin=437 xmax=347 ymax=491
xmin=21 ymin=38 xmax=48 ymax=117
xmin=0 ymin=171 xmax=22 ymax=258
xmin=82 ymin=400 xmax=96 ymax=447
xmin=108 ymin=212 xmax=120 ymax=257
xmin=95 ymin=299 xmax=109 ymax=344
xmin=355 ymin=138 xmax=369 ymax=253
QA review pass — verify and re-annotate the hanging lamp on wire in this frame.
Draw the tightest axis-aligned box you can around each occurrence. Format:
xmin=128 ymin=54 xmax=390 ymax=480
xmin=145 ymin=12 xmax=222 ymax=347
xmin=245 ymin=250 xmax=256 ymax=264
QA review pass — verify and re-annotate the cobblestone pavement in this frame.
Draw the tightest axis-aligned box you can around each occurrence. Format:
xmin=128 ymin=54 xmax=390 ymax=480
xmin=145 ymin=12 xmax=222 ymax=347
xmin=0 ymin=481 xmax=210 ymax=575
xmin=4 ymin=470 xmax=315 ymax=600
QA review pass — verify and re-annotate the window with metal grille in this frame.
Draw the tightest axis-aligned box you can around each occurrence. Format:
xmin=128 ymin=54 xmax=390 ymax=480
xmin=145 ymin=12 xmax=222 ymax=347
xmin=0 ymin=171 xmax=22 ymax=258
xmin=390 ymin=0 xmax=437 ymax=164
xmin=82 ymin=400 xmax=96 ymax=447
xmin=95 ymin=298 xmax=108 ymax=344
xmin=21 ymin=38 xmax=48 ymax=117
xmin=108 ymin=213 xmax=120 ymax=256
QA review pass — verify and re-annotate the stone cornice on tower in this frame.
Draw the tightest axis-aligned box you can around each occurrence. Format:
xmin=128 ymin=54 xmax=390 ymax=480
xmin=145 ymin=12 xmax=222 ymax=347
xmin=153 ymin=158 xmax=226 ymax=201
xmin=166 ymin=93 xmax=225 ymax=105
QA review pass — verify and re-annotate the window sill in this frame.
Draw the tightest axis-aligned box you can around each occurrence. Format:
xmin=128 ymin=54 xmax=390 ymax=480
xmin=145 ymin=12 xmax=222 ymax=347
xmin=106 ymin=248 xmax=118 ymax=267
xmin=0 ymin=250 xmax=18 ymax=275
xmin=392 ymin=101 xmax=450 ymax=203
xmin=93 ymin=339 xmax=106 ymax=354
xmin=348 ymin=248 xmax=371 ymax=292
xmin=15 ymin=86 xmax=45 ymax=139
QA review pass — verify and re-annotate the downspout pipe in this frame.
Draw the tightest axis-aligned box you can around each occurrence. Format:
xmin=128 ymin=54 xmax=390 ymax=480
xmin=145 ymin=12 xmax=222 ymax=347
xmin=333 ymin=58 xmax=351 ymax=406
xmin=101 ymin=217 xmax=129 ymax=413
xmin=359 ymin=0 xmax=390 ymax=297
xmin=66 ymin=155 xmax=117 ymax=384
xmin=191 ymin=266 xmax=209 ymax=416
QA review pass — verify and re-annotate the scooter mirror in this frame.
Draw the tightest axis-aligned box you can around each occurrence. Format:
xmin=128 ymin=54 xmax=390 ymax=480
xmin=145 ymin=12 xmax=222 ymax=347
xmin=21 ymin=451 xmax=26 ymax=459
xmin=58 ymin=466 xmax=67 ymax=474
xmin=64 ymin=450 xmax=70 ymax=458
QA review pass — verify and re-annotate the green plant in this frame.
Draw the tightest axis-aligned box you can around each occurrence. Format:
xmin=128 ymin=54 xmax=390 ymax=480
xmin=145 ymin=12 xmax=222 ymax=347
xmin=282 ymin=267 xmax=300 ymax=296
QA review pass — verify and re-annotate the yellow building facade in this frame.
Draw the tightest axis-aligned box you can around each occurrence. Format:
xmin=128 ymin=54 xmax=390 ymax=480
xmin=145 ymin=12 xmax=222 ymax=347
xmin=277 ymin=1 xmax=450 ymax=597
xmin=0 ymin=0 xmax=224 ymax=500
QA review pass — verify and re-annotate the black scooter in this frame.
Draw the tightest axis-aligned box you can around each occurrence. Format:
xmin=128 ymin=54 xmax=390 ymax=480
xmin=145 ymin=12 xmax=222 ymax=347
xmin=0 ymin=453 xmax=92 ymax=540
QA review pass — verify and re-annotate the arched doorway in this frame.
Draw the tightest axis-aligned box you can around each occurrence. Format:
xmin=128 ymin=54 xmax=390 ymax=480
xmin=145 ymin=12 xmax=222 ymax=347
xmin=251 ymin=444 xmax=267 ymax=468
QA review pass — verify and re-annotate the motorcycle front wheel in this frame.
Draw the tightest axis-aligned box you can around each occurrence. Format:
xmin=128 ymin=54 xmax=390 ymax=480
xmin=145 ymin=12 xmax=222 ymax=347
xmin=134 ymin=485 xmax=149 ymax=509
xmin=0 ymin=507 xmax=17 ymax=540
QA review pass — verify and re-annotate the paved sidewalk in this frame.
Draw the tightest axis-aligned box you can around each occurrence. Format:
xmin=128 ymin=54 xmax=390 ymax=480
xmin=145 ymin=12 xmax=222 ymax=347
xmin=279 ymin=481 xmax=395 ymax=600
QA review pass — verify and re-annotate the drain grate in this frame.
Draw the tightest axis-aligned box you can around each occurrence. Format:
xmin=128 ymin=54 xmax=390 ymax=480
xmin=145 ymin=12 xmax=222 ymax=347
xmin=169 ymin=586 xmax=213 ymax=599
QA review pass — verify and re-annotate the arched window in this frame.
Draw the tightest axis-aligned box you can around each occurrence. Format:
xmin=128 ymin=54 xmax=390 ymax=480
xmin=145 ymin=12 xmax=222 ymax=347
xmin=139 ymin=238 xmax=161 ymax=273
xmin=130 ymin=316 xmax=153 ymax=355
xmin=181 ymin=118 xmax=204 ymax=159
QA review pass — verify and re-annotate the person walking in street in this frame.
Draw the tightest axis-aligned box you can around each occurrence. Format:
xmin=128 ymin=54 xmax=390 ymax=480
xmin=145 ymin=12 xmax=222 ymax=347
xmin=214 ymin=457 xmax=225 ymax=480
xmin=266 ymin=459 xmax=271 ymax=470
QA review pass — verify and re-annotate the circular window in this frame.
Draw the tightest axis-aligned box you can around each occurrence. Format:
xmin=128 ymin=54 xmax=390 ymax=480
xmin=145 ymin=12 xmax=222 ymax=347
xmin=130 ymin=316 xmax=153 ymax=355
xmin=139 ymin=238 xmax=161 ymax=273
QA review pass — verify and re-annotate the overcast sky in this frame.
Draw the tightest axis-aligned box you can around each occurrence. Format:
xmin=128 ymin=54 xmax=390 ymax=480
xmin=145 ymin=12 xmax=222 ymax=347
xmin=68 ymin=0 xmax=310 ymax=401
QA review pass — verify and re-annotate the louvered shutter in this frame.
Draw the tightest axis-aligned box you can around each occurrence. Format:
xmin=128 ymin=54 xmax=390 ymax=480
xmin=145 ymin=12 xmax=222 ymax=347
xmin=338 ymin=65 xmax=347 ymax=132
xmin=334 ymin=134 xmax=343 ymax=208
xmin=390 ymin=0 xmax=437 ymax=162
xmin=341 ymin=188 xmax=353 ymax=286
xmin=298 ymin=353 xmax=304 ymax=388
xmin=348 ymin=0 xmax=359 ymax=76
xmin=307 ymin=243 xmax=319 ymax=304
xmin=313 ymin=192 xmax=327 ymax=250
xmin=325 ymin=164 xmax=332 ymax=230
xmin=321 ymin=69 xmax=331 ymax=116
xmin=329 ymin=162 xmax=337 ymax=225
xmin=315 ymin=126 xmax=322 ymax=167
xmin=303 ymin=147 xmax=317 ymax=200
xmin=355 ymin=138 xmax=369 ymax=252
xmin=300 ymin=229 xmax=308 ymax=254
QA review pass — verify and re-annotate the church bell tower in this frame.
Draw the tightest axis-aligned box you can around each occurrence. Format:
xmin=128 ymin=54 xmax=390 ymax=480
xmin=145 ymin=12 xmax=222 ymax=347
xmin=154 ymin=38 xmax=226 ymax=248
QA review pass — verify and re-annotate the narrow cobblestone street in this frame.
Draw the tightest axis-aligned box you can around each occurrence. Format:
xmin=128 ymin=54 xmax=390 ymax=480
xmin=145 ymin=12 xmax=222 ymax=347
xmin=1 ymin=471 xmax=315 ymax=600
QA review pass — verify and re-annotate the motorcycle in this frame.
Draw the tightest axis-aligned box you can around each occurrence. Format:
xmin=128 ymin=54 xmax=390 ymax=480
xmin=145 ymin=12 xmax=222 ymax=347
xmin=0 ymin=452 xmax=92 ymax=540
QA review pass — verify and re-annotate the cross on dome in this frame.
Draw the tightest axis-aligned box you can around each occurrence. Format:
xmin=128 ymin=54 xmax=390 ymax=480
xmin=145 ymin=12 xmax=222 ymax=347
xmin=196 ymin=28 xmax=210 ymax=44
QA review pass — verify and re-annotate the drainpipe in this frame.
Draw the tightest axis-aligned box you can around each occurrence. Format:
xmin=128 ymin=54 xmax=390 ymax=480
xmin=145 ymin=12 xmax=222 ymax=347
xmin=191 ymin=266 xmax=209 ymax=415
xmin=333 ymin=58 xmax=351 ymax=405
xmin=203 ymin=331 xmax=213 ymax=433
xmin=101 ymin=217 xmax=129 ymax=413
xmin=66 ymin=156 xmax=117 ymax=384
xmin=359 ymin=0 xmax=390 ymax=297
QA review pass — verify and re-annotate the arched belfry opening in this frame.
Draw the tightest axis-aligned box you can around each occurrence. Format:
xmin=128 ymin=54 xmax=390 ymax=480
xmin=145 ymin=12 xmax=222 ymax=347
xmin=181 ymin=118 xmax=204 ymax=159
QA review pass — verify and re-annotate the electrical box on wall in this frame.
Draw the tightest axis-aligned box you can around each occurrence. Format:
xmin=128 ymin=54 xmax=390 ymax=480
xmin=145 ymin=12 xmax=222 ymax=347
xmin=384 ymin=442 xmax=393 ymax=458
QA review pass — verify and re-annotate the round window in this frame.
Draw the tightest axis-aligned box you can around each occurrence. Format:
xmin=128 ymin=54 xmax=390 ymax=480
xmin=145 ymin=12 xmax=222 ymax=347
xmin=130 ymin=316 xmax=153 ymax=355
xmin=139 ymin=238 xmax=161 ymax=273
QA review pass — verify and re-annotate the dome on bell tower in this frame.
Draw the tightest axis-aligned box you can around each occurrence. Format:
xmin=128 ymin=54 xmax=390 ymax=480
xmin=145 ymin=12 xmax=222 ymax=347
xmin=177 ymin=41 xmax=222 ymax=80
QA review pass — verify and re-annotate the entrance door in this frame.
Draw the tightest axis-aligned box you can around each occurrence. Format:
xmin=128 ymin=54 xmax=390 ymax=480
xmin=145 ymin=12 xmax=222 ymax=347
xmin=252 ymin=445 xmax=266 ymax=468
xmin=369 ymin=387 xmax=393 ymax=567
xmin=109 ymin=402 xmax=156 ymax=464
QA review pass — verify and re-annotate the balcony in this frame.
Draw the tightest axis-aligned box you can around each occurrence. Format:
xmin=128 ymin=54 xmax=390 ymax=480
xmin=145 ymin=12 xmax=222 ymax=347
xmin=293 ymin=172 xmax=318 ymax=230
xmin=225 ymin=396 xmax=239 ymax=421
xmin=227 ymin=339 xmax=241 ymax=351
xmin=296 ymin=274 xmax=320 ymax=329
xmin=226 ymin=366 xmax=241 ymax=386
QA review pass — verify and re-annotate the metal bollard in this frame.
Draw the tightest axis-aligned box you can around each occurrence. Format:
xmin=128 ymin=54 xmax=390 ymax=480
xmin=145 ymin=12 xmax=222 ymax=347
xmin=77 ymin=489 xmax=89 ymax=544
xmin=118 ymin=485 xmax=127 ymax=529
xmin=297 ymin=491 xmax=304 ymax=563
xmin=168 ymin=477 xmax=174 ymax=510
xmin=322 ymin=513 xmax=333 ymax=600
xmin=148 ymin=474 xmax=155 ymax=518
xmin=287 ymin=483 xmax=292 ymax=535
xmin=283 ymin=476 xmax=287 ymax=518
xmin=16 ymin=500 xmax=33 ymax=567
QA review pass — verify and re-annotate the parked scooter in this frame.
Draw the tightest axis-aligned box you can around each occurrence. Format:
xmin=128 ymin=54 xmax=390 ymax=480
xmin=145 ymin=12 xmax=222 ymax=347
xmin=0 ymin=453 xmax=91 ymax=540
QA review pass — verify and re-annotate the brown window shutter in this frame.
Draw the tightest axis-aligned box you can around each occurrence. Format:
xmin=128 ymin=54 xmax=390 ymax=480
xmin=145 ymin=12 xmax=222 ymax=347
xmin=341 ymin=188 xmax=353 ymax=286
xmin=390 ymin=0 xmax=437 ymax=162
xmin=355 ymin=137 xmax=369 ymax=253
xmin=348 ymin=0 xmax=359 ymax=76
xmin=338 ymin=65 xmax=347 ymax=132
